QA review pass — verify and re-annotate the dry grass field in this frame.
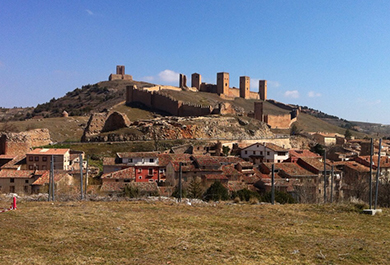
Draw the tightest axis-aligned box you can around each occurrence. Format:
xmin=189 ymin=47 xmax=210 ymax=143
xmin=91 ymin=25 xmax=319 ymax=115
xmin=0 ymin=200 xmax=389 ymax=265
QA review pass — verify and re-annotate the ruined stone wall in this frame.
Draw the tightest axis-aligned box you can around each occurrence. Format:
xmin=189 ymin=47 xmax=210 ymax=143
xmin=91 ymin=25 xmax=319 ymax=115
xmin=109 ymin=74 xmax=132 ymax=81
xmin=0 ymin=129 xmax=51 ymax=156
xmin=132 ymin=88 xmax=153 ymax=108
xmin=152 ymin=92 xmax=181 ymax=116
xmin=179 ymin=103 xmax=212 ymax=117
xmin=227 ymin=88 xmax=240 ymax=98
xmin=264 ymin=113 xmax=293 ymax=129
xmin=249 ymin=91 xmax=260 ymax=100
xmin=81 ymin=113 xmax=107 ymax=141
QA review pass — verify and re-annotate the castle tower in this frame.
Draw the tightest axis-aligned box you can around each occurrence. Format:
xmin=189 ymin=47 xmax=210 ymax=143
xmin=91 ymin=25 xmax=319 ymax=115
xmin=259 ymin=80 xmax=267 ymax=100
xmin=109 ymin=65 xmax=133 ymax=81
xmin=240 ymin=76 xmax=250 ymax=99
xmin=179 ymin=74 xmax=187 ymax=88
xmin=254 ymin=101 xmax=264 ymax=121
xmin=217 ymin=72 xmax=229 ymax=95
xmin=191 ymin=73 xmax=201 ymax=90
xmin=116 ymin=65 xmax=125 ymax=76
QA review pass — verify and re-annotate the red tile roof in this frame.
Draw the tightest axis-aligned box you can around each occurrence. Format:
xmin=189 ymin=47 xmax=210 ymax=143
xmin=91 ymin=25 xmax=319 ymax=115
xmin=32 ymin=171 xmax=70 ymax=185
xmin=289 ymin=149 xmax=320 ymax=158
xmin=116 ymin=152 xmax=159 ymax=159
xmin=0 ymin=170 xmax=45 ymax=179
xmin=101 ymin=167 xmax=136 ymax=179
xmin=28 ymin=148 xmax=70 ymax=155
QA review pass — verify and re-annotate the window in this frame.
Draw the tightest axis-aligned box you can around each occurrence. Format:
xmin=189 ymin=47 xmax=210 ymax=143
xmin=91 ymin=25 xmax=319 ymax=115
xmin=148 ymin=168 xmax=153 ymax=175
xmin=9 ymin=186 xmax=15 ymax=193
xmin=149 ymin=158 xmax=154 ymax=163
xmin=244 ymin=151 xmax=247 ymax=154
xmin=35 ymin=156 xmax=39 ymax=161
xmin=25 ymin=180 xmax=29 ymax=184
xmin=253 ymin=151 xmax=256 ymax=155
xmin=129 ymin=158 xmax=133 ymax=163
xmin=29 ymin=165 xmax=34 ymax=170
xmin=42 ymin=157 xmax=47 ymax=162
xmin=24 ymin=186 xmax=29 ymax=193
xmin=10 ymin=178 xmax=14 ymax=183
xmin=138 ymin=176 xmax=142 ymax=180
xmin=267 ymin=152 xmax=270 ymax=156
xmin=42 ymin=165 xmax=46 ymax=170
xmin=29 ymin=156 xmax=33 ymax=161
xmin=260 ymin=151 xmax=263 ymax=155
xmin=138 ymin=168 xmax=142 ymax=173
xmin=124 ymin=179 xmax=130 ymax=183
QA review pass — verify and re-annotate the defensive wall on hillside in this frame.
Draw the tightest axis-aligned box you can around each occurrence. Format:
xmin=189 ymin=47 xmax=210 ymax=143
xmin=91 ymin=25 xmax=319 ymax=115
xmin=126 ymin=85 xmax=230 ymax=117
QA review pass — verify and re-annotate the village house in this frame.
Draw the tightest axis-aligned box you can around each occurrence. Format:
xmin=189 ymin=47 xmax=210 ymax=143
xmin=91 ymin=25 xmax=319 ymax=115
xmin=240 ymin=142 xmax=289 ymax=164
xmin=0 ymin=170 xmax=45 ymax=194
xmin=100 ymin=167 xmax=136 ymax=193
xmin=312 ymin=132 xmax=344 ymax=146
xmin=26 ymin=148 xmax=71 ymax=171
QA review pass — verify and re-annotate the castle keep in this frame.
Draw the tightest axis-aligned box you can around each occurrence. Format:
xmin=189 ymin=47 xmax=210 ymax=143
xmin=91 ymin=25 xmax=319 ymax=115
xmin=109 ymin=65 xmax=133 ymax=81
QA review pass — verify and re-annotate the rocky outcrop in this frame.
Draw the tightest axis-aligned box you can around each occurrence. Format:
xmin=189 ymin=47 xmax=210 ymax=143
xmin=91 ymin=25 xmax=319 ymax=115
xmin=82 ymin=116 xmax=274 ymax=142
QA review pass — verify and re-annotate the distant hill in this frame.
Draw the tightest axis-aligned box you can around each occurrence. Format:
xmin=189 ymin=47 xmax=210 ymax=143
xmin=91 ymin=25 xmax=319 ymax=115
xmin=0 ymin=78 xmax=387 ymax=139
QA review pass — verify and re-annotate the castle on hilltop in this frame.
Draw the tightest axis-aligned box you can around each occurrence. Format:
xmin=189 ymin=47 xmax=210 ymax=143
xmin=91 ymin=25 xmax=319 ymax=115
xmin=109 ymin=65 xmax=297 ymax=129
xmin=181 ymin=72 xmax=267 ymax=101
xmin=109 ymin=65 xmax=133 ymax=81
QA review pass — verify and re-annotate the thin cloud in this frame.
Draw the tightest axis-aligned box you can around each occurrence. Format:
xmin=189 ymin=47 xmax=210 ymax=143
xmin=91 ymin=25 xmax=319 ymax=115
xmin=143 ymin=76 xmax=155 ymax=82
xmin=86 ymin=9 xmax=94 ymax=15
xmin=308 ymin=91 xmax=322 ymax=98
xmin=0 ymin=61 xmax=4 ymax=68
xmin=158 ymin=69 xmax=179 ymax=83
xmin=356 ymin=98 xmax=381 ymax=106
xmin=267 ymin=80 xmax=281 ymax=88
xmin=284 ymin=90 xmax=299 ymax=99
xmin=250 ymin=79 xmax=280 ymax=90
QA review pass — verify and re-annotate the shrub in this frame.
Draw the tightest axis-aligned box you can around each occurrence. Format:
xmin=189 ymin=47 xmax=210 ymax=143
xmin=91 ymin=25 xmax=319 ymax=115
xmin=204 ymin=181 xmax=229 ymax=201
xmin=122 ymin=184 xmax=140 ymax=198
xmin=232 ymin=189 xmax=260 ymax=202
xmin=262 ymin=190 xmax=295 ymax=204
xmin=187 ymin=177 xmax=204 ymax=199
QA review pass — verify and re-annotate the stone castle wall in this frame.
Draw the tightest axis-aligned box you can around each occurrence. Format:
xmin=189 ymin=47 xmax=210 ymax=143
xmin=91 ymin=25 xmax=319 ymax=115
xmin=126 ymin=86 xmax=222 ymax=117
xmin=264 ymin=114 xmax=296 ymax=129
xmin=0 ymin=129 xmax=51 ymax=156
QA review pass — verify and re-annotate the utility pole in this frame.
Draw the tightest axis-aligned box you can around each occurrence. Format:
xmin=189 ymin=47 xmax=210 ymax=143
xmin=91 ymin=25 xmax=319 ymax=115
xmin=84 ymin=156 xmax=89 ymax=198
xmin=79 ymin=154 xmax=84 ymax=200
xmin=374 ymin=139 xmax=382 ymax=209
xmin=323 ymin=151 xmax=327 ymax=203
xmin=51 ymin=155 xmax=54 ymax=201
xmin=369 ymin=138 xmax=373 ymax=209
xmin=178 ymin=162 xmax=182 ymax=202
xmin=271 ymin=164 xmax=275 ymax=205
xmin=330 ymin=166 xmax=334 ymax=203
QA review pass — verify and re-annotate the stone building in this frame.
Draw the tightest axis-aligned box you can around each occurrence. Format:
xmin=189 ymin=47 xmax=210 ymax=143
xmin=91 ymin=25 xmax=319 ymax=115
xmin=259 ymin=80 xmax=267 ymax=100
xmin=108 ymin=65 xmax=133 ymax=81
xmin=240 ymin=76 xmax=250 ymax=99
xmin=217 ymin=72 xmax=229 ymax=95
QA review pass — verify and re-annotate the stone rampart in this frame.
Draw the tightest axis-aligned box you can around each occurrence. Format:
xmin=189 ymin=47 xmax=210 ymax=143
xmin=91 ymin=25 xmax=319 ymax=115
xmin=126 ymin=86 xmax=220 ymax=117
xmin=152 ymin=91 xmax=181 ymax=116
xmin=179 ymin=103 xmax=212 ymax=117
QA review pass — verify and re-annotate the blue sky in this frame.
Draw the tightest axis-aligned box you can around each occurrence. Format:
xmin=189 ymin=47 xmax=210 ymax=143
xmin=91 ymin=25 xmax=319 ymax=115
xmin=1 ymin=1 xmax=390 ymax=124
